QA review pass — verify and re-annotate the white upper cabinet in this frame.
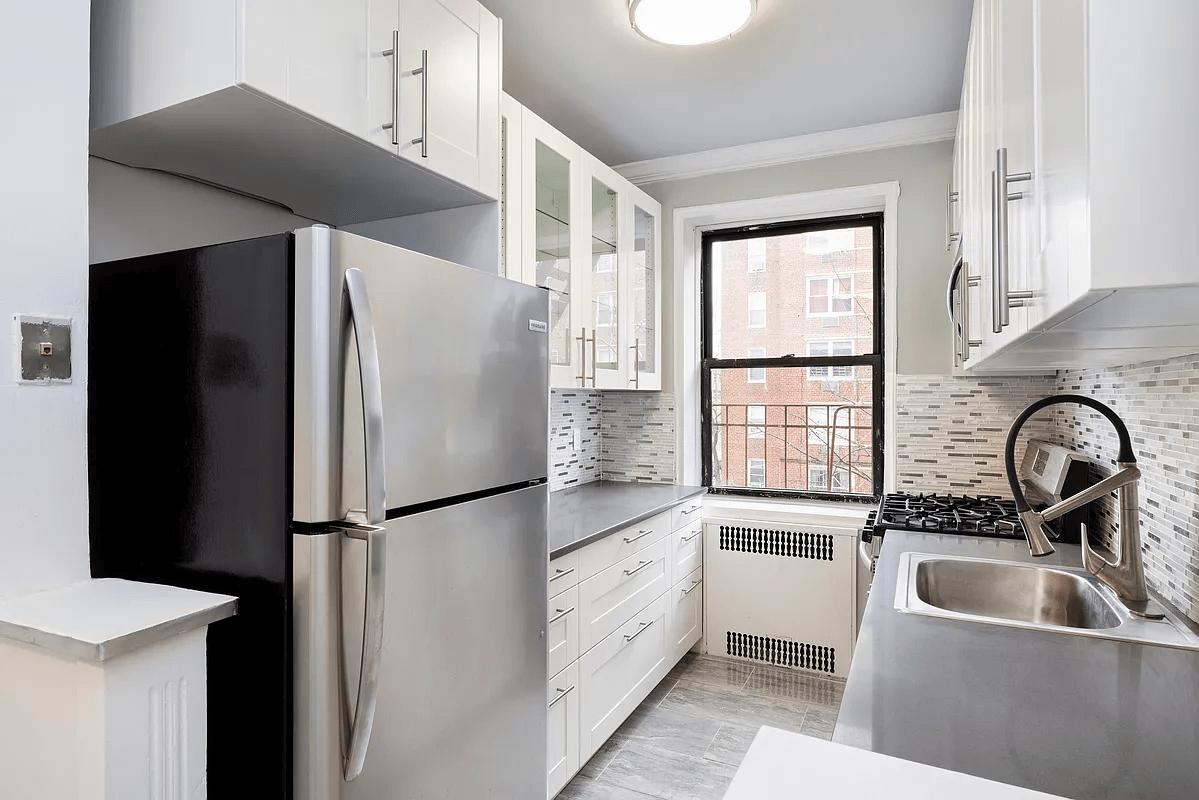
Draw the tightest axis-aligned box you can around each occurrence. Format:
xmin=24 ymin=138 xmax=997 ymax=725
xmin=90 ymin=0 xmax=500 ymax=225
xmin=951 ymin=0 xmax=1199 ymax=373
xmin=396 ymin=0 xmax=500 ymax=195
xmin=511 ymin=97 xmax=663 ymax=390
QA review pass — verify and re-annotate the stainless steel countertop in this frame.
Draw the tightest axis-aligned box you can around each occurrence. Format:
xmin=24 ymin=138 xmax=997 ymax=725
xmin=549 ymin=481 xmax=707 ymax=560
xmin=834 ymin=531 xmax=1199 ymax=800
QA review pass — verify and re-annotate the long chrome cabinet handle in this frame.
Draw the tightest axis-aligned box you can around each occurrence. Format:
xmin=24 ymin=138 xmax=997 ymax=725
xmin=411 ymin=49 xmax=428 ymax=158
xmin=680 ymin=504 xmax=700 ymax=516
xmin=993 ymin=148 xmax=1032 ymax=332
xmin=624 ymin=619 xmax=655 ymax=642
xmin=590 ymin=332 xmax=597 ymax=387
xmin=576 ymin=327 xmax=588 ymax=387
xmin=339 ymin=523 xmax=388 ymax=782
xmin=630 ymin=338 xmax=639 ymax=388
xmin=681 ymin=580 xmax=701 ymax=596
xmin=548 ymin=684 xmax=576 ymax=708
xmin=623 ymin=528 xmax=654 ymax=544
xmin=945 ymin=182 xmax=960 ymax=251
xmin=680 ymin=531 xmax=701 ymax=544
xmin=961 ymin=271 xmax=981 ymax=364
xmin=381 ymin=31 xmax=399 ymax=146
xmin=344 ymin=268 xmax=387 ymax=525
xmin=549 ymin=606 xmax=576 ymax=625
xmin=549 ymin=566 xmax=576 ymax=582
xmin=623 ymin=559 xmax=653 ymax=577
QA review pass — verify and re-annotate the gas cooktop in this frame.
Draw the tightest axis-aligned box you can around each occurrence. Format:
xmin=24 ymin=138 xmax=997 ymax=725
xmin=871 ymin=492 xmax=1023 ymax=539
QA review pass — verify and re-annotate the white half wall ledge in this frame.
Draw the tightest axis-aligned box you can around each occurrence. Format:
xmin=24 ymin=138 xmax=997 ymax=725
xmin=0 ymin=578 xmax=236 ymax=661
xmin=614 ymin=111 xmax=958 ymax=186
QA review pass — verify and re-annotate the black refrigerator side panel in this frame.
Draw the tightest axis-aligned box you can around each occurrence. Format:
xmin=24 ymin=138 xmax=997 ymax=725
xmin=89 ymin=233 xmax=295 ymax=800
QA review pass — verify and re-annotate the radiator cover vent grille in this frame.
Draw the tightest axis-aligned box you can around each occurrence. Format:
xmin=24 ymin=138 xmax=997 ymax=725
xmin=718 ymin=525 xmax=834 ymax=560
xmin=726 ymin=630 xmax=836 ymax=674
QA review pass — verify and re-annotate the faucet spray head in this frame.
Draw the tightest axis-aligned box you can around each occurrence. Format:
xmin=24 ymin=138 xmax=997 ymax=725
xmin=1017 ymin=510 xmax=1057 ymax=557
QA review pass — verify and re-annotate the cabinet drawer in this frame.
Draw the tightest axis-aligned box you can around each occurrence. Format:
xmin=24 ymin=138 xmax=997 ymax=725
xmin=577 ymin=511 xmax=670 ymax=580
xmin=548 ymin=585 xmax=579 ymax=680
xmin=547 ymin=661 xmax=579 ymax=799
xmin=672 ymin=520 xmax=703 ymax=580
xmin=578 ymin=592 xmax=669 ymax=762
xmin=671 ymin=498 xmax=704 ymax=531
xmin=548 ymin=550 xmax=579 ymax=598
xmin=577 ymin=537 xmax=670 ymax=653
xmin=670 ymin=566 xmax=703 ymax=664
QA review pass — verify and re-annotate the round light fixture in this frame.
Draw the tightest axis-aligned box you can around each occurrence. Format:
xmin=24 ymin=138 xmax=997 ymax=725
xmin=629 ymin=0 xmax=757 ymax=46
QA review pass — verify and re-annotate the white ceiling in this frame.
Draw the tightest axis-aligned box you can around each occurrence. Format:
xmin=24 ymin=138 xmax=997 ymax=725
xmin=479 ymin=0 xmax=973 ymax=166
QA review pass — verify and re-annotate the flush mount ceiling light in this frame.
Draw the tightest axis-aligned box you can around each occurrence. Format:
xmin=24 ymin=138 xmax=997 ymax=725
xmin=629 ymin=0 xmax=757 ymax=46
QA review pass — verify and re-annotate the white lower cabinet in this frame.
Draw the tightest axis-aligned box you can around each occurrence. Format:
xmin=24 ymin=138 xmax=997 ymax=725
xmin=577 ymin=536 xmax=670 ymax=653
xmin=578 ymin=592 xmax=670 ymax=762
xmin=670 ymin=566 xmax=703 ymax=664
xmin=547 ymin=498 xmax=706 ymax=798
xmin=548 ymin=585 xmax=579 ymax=680
xmin=547 ymin=661 xmax=580 ymax=799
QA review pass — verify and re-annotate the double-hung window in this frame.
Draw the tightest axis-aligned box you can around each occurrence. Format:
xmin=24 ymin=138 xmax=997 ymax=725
xmin=701 ymin=214 xmax=883 ymax=499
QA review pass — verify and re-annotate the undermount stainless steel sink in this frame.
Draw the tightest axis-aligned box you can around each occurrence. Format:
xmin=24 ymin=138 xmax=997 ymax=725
xmin=894 ymin=553 xmax=1199 ymax=650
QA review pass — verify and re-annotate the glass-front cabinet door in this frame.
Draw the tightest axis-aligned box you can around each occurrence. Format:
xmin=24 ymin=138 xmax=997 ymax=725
xmin=522 ymin=109 xmax=583 ymax=388
xmin=627 ymin=186 xmax=662 ymax=390
xmin=585 ymin=156 xmax=628 ymax=389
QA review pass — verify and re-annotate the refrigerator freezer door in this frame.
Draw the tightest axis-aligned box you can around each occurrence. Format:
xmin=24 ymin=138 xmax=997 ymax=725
xmin=335 ymin=484 xmax=548 ymax=800
xmin=294 ymin=226 xmax=550 ymax=524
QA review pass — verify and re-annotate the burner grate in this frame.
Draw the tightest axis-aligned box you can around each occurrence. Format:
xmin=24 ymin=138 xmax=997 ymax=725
xmin=875 ymin=492 xmax=1023 ymax=539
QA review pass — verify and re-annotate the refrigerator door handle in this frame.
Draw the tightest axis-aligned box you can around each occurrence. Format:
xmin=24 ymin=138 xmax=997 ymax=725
xmin=339 ymin=523 xmax=388 ymax=782
xmin=344 ymin=267 xmax=387 ymax=527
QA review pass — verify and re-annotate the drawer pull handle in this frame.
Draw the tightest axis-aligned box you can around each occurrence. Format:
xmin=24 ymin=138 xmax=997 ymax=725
xmin=680 ymin=505 xmax=700 ymax=516
xmin=548 ymin=606 xmax=576 ymax=625
xmin=548 ymin=684 xmax=576 ymax=708
xmin=623 ymin=529 xmax=654 ymax=544
xmin=681 ymin=580 xmax=701 ymax=596
xmin=623 ymin=619 xmax=656 ymax=642
xmin=680 ymin=531 xmax=701 ymax=544
xmin=624 ymin=559 xmax=654 ymax=577
xmin=549 ymin=566 xmax=575 ymax=582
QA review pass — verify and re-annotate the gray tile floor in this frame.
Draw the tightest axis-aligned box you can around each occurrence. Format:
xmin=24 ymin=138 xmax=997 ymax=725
xmin=557 ymin=654 xmax=845 ymax=800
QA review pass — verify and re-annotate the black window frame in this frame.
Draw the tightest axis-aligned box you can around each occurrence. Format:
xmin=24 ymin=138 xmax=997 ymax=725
xmin=700 ymin=212 xmax=885 ymax=502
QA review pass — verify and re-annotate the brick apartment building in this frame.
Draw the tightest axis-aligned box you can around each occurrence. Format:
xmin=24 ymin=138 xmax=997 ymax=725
xmin=709 ymin=224 xmax=877 ymax=495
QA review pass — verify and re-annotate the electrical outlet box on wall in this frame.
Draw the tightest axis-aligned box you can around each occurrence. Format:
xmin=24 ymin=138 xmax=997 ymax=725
xmin=14 ymin=315 xmax=72 ymax=384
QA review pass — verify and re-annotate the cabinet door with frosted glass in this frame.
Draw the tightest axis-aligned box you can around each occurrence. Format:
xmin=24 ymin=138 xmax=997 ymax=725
xmin=627 ymin=186 xmax=662 ymax=390
xmin=586 ymin=156 xmax=629 ymax=389
xmin=522 ymin=109 xmax=583 ymax=388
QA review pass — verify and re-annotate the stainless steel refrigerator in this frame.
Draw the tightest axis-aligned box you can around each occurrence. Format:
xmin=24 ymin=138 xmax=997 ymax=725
xmin=89 ymin=226 xmax=549 ymax=800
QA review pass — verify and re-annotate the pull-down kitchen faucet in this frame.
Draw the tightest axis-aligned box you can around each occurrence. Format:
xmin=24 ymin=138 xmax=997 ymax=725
xmin=1004 ymin=395 xmax=1163 ymax=619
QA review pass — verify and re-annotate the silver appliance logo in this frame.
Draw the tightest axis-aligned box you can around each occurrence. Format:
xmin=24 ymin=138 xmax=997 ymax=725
xmin=528 ymin=320 xmax=548 ymax=333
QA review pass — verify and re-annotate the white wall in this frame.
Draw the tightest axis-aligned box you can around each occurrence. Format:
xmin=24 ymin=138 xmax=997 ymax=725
xmin=342 ymin=204 xmax=501 ymax=273
xmin=0 ymin=2 xmax=92 ymax=600
xmin=90 ymin=157 xmax=314 ymax=263
xmin=642 ymin=141 xmax=955 ymax=381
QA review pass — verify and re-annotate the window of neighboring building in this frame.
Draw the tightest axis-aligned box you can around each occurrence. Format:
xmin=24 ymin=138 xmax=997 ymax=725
xmin=701 ymin=214 xmax=883 ymax=500
xmin=748 ymin=292 xmax=766 ymax=328
xmin=748 ymin=405 xmax=766 ymax=439
xmin=747 ymin=238 xmax=766 ymax=272
xmin=808 ymin=465 xmax=828 ymax=491
xmin=808 ymin=340 xmax=854 ymax=379
xmin=748 ymin=458 xmax=766 ymax=488
xmin=747 ymin=348 xmax=766 ymax=383
xmin=808 ymin=275 xmax=854 ymax=316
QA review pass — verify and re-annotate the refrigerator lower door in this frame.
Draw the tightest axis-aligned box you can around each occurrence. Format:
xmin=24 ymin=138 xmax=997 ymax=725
xmin=293 ymin=225 xmax=551 ymax=524
xmin=294 ymin=484 xmax=548 ymax=800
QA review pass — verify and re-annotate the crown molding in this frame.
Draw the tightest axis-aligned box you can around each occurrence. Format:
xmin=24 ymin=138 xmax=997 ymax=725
xmin=614 ymin=111 xmax=958 ymax=186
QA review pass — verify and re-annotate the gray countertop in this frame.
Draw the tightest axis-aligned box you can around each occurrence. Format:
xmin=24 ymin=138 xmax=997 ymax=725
xmin=834 ymin=531 xmax=1199 ymax=800
xmin=549 ymin=481 xmax=707 ymax=560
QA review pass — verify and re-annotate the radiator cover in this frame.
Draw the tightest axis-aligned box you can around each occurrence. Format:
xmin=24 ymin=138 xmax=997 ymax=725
xmin=703 ymin=521 xmax=856 ymax=678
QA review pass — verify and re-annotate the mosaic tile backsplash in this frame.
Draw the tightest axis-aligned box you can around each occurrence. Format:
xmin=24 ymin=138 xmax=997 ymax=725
xmin=896 ymin=353 xmax=1199 ymax=623
xmin=894 ymin=375 xmax=1059 ymax=495
xmin=1048 ymin=355 xmax=1199 ymax=623
xmin=549 ymin=389 xmax=676 ymax=490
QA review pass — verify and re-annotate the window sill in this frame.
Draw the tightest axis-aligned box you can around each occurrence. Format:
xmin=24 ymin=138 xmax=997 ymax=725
xmin=702 ymin=493 xmax=871 ymax=530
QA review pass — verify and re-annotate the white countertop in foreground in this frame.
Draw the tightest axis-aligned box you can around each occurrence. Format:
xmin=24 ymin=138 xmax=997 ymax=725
xmin=0 ymin=578 xmax=237 ymax=661
xmin=724 ymin=727 xmax=1064 ymax=800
